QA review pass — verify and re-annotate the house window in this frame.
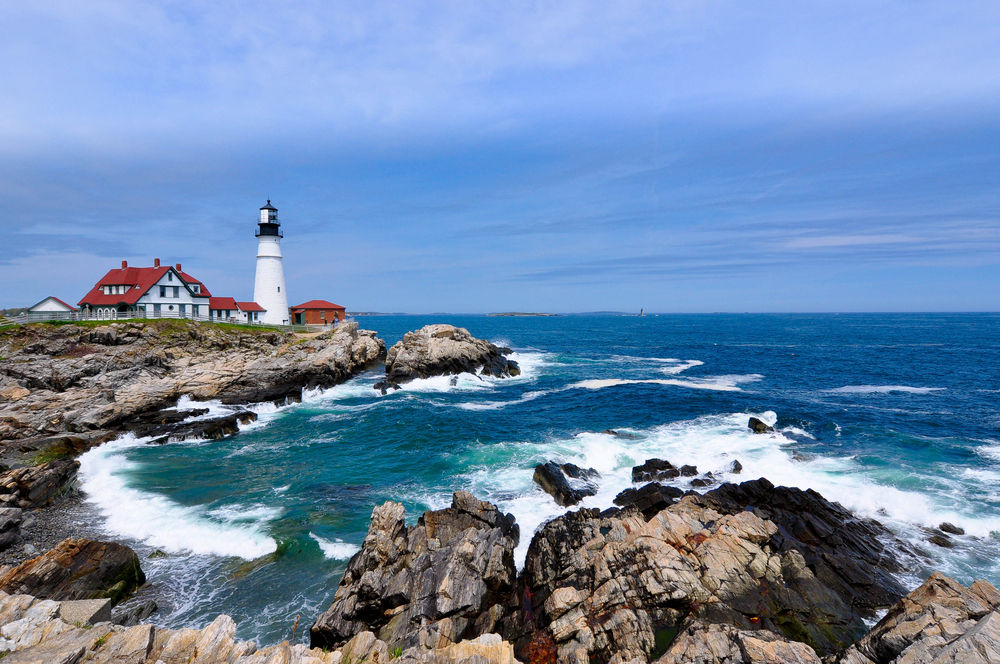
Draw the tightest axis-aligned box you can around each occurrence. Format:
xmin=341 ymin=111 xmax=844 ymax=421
xmin=153 ymin=304 xmax=160 ymax=314
xmin=192 ymin=305 xmax=199 ymax=316
xmin=168 ymin=272 xmax=173 ymax=281
xmin=193 ymin=285 xmax=199 ymax=293
xmin=160 ymin=286 xmax=166 ymax=297
xmin=168 ymin=305 xmax=174 ymax=311
xmin=320 ymin=311 xmax=325 ymax=319
xmin=179 ymin=304 xmax=186 ymax=315
xmin=172 ymin=287 xmax=179 ymax=297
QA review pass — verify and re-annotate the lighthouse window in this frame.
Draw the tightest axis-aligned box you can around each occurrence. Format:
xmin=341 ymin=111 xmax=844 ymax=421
xmin=277 ymin=286 xmax=280 ymax=292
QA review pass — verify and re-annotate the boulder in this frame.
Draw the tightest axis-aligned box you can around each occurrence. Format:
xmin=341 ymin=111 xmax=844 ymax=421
xmin=838 ymin=572 xmax=1000 ymax=664
xmin=748 ymin=417 xmax=774 ymax=434
xmin=310 ymin=492 xmax=519 ymax=651
xmin=0 ymin=460 xmax=79 ymax=510
xmin=0 ymin=508 xmax=23 ymax=552
xmin=503 ymin=479 xmax=906 ymax=663
xmin=57 ymin=598 xmax=112 ymax=626
xmin=632 ymin=459 xmax=680 ymax=482
xmin=613 ymin=483 xmax=685 ymax=519
xmin=533 ymin=462 xmax=600 ymax=507
xmin=0 ymin=538 xmax=144 ymax=605
xmin=377 ymin=325 xmax=520 ymax=391
xmin=655 ymin=620 xmax=821 ymax=663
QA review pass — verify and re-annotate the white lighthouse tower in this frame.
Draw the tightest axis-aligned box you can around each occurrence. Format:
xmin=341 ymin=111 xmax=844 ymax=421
xmin=253 ymin=200 xmax=290 ymax=325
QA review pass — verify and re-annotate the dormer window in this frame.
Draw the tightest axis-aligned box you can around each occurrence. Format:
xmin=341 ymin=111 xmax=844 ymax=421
xmin=193 ymin=285 xmax=200 ymax=293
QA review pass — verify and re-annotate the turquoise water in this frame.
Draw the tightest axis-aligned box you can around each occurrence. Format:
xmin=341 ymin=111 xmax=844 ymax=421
xmin=78 ymin=314 xmax=1000 ymax=644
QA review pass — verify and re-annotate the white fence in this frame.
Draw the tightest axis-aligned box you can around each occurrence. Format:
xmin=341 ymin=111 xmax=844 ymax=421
xmin=0 ymin=309 xmax=327 ymax=333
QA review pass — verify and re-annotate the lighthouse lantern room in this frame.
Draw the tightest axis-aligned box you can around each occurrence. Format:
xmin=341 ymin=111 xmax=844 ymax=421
xmin=253 ymin=200 xmax=290 ymax=325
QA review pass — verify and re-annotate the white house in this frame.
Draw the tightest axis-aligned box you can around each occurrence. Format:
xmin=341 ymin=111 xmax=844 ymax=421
xmin=78 ymin=259 xmax=212 ymax=319
xmin=27 ymin=297 xmax=76 ymax=314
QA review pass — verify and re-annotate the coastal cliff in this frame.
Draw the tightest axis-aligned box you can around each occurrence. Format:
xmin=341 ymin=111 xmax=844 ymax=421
xmin=0 ymin=320 xmax=385 ymax=458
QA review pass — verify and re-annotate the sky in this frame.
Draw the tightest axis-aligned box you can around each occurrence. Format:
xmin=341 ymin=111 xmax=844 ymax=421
xmin=2 ymin=1 xmax=999 ymax=312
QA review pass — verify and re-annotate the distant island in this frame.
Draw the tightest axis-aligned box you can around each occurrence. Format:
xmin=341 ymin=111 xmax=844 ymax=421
xmin=487 ymin=312 xmax=560 ymax=317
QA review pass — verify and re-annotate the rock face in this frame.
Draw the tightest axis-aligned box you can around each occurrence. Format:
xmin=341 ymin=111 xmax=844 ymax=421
xmin=375 ymin=325 xmax=519 ymax=392
xmin=0 ymin=460 xmax=79 ymax=510
xmin=748 ymin=417 xmax=774 ymax=434
xmin=0 ymin=321 xmax=385 ymax=449
xmin=0 ymin=538 xmax=145 ymax=605
xmin=0 ymin=586 xmax=520 ymax=664
xmin=838 ymin=572 xmax=1000 ymax=664
xmin=656 ymin=620 xmax=821 ymax=663
xmin=613 ymin=482 xmax=685 ymax=519
xmin=310 ymin=491 xmax=520 ymax=651
xmin=533 ymin=462 xmax=600 ymax=507
xmin=502 ymin=479 xmax=905 ymax=663
xmin=632 ymin=459 xmax=681 ymax=482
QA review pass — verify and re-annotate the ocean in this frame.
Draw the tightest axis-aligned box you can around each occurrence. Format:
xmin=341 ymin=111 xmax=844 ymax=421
xmin=76 ymin=313 xmax=1000 ymax=644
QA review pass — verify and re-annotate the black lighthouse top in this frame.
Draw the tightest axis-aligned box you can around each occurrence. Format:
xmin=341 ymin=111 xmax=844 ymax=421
xmin=256 ymin=199 xmax=282 ymax=237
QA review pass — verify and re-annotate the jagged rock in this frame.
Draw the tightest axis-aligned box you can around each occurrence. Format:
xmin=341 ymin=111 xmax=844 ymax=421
xmin=310 ymin=492 xmax=519 ymax=651
xmin=0 ymin=320 xmax=385 ymax=446
xmin=632 ymin=459 xmax=680 ymax=482
xmin=0 ymin=538 xmax=144 ymax=605
xmin=655 ymin=620 xmax=821 ymax=663
xmin=0 ymin=508 xmax=23 ymax=552
xmin=533 ymin=462 xmax=600 ymax=507
xmin=838 ymin=572 xmax=1000 ymax=664
xmin=111 ymin=598 xmax=157 ymax=626
xmin=147 ymin=411 xmax=258 ymax=443
xmin=0 ymin=460 xmax=79 ymax=510
xmin=679 ymin=465 xmax=698 ymax=477
xmin=939 ymin=522 xmax=965 ymax=535
xmin=503 ymin=479 xmax=906 ymax=663
xmin=377 ymin=325 xmax=520 ymax=391
xmin=613 ymin=483 xmax=685 ymax=519
xmin=728 ymin=460 xmax=744 ymax=474
xmin=748 ymin=417 xmax=774 ymax=434
xmin=397 ymin=633 xmax=518 ymax=664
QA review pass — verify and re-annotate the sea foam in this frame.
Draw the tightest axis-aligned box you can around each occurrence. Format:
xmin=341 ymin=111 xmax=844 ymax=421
xmin=78 ymin=435 xmax=278 ymax=559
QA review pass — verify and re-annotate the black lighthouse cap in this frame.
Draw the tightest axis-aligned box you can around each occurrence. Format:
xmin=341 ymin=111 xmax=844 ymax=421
xmin=260 ymin=199 xmax=277 ymax=211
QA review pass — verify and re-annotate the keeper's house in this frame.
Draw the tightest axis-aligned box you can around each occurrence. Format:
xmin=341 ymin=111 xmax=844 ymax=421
xmin=291 ymin=300 xmax=346 ymax=325
xmin=78 ymin=259 xmax=266 ymax=322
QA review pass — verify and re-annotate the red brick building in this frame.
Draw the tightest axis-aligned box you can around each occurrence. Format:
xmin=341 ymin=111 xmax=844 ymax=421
xmin=291 ymin=300 xmax=346 ymax=325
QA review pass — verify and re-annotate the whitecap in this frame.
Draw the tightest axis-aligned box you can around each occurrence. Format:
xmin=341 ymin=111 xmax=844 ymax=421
xmin=309 ymin=533 xmax=360 ymax=560
xmin=77 ymin=435 xmax=278 ymax=559
xmin=568 ymin=378 xmax=743 ymax=392
xmin=827 ymin=385 xmax=946 ymax=395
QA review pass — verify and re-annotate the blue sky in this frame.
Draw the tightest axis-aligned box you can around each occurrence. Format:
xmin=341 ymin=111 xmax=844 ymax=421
xmin=2 ymin=1 xmax=999 ymax=312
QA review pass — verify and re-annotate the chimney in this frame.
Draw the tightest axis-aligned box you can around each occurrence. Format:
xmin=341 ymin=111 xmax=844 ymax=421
xmin=154 ymin=258 xmax=160 ymax=267
xmin=176 ymin=263 xmax=182 ymax=272
xmin=122 ymin=260 xmax=128 ymax=269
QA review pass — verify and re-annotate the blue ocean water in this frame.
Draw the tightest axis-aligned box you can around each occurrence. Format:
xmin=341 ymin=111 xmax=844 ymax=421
xmin=78 ymin=314 xmax=1000 ymax=644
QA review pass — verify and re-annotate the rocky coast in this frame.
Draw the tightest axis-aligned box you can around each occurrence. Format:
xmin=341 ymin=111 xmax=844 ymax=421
xmin=0 ymin=319 xmax=997 ymax=663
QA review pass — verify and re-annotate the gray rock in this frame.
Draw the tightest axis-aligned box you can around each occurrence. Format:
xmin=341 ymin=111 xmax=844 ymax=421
xmin=377 ymin=325 xmax=519 ymax=392
xmin=748 ymin=417 xmax=774 ymax=434
xmin=533 ymin=462 xmax=599 ymax=506
xmin=310 ymin=491 xmax=519 ymax=651
xmin=57 ymin=598 xmax=112 ymax=626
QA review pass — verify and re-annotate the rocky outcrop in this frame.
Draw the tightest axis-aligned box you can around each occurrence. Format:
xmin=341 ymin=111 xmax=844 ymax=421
xmin=0 ymin=586 xmax=520 ymax=664
xmin=375 ymin=325 xmax=519 ymax=392
xmin=655 ymin=620 xmax=821 ymax=663
xmin=0 ymin=321 xmax=385 ymax=448
xmin=310 ymin=491 xmax=519 ymax=651
xmin=613 ymin=482 xmax=684 ymax=519
xmin=0 ymin=538 xmax=144 ymax=605
xmin=0 ymin=460 xmax=79 ymax=510
xmin=533 ymin=462 xmax=600 ymax=507
xmin=748 ymin=417 xmax=774 ymax=434
xmin=838 ymin=572 xmax=1000 ymax=664
xmin=632 ymin=459 xmax=681 ymax=482
xmin=500 ymin=479 xmax=906 ymax=663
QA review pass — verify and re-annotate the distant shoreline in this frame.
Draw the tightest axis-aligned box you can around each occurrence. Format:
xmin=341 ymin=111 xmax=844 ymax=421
xmin=487 ymin=312 xmax=560 ymax=317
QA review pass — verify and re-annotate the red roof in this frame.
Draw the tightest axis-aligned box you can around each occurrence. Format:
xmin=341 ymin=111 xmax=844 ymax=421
xmin=79 ymin=265 xmax=210 ymax=306
xmin=236 ymin=301 xmax=266 ymax=312
xmin=291 ymin=299 xmax=345 ymax=311
xmin=209 ymin=297 xmax=238 ymax=310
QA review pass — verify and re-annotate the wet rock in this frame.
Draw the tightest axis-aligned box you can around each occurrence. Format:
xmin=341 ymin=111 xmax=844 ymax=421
xmin=838 ymin=572 xmax=1000 ymax=664
xmin=0 ymin=538 xmax=144 ymax=605
xmin=656 ymin=619 xmax=821 ymax=663
xmin=310 ymin=491 xmax=519 ymax=651
xmin=632 ymin=459 xmax=680 ymax=482
xmin=613 ymin=482 xmax=684 ymax=519
xmin=928 ymin=533 xmax=954 ymax=548
xmin=533 ymin=462 xmax=600 ymax=507
xmin=111 ymin=599 xmax=157 ymax=626
xmin=504 ymin=478 xmax=906 ymax=663
xmin=689 ymin=476 xmax=714 ymax=488
xmin=679 ymin=465 xmax=698 ymax=477
xmin=939 ymin=522 xmax=965 ymax=535
xmin=379 ymin=324 xmax=519 ymax=388
xmin=748 ymin=417 xmax=774 ymax=434
xmin=147 ymin=411 xmax=257 ymax=443
xmin=728 ymin=459 xmax=744 ymax=474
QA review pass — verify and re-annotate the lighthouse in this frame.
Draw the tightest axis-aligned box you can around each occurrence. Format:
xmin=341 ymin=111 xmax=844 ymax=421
xmin=253 ymin=200 xmax=290 ymax=325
